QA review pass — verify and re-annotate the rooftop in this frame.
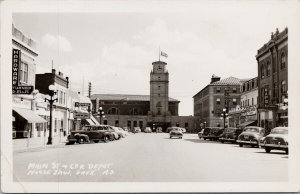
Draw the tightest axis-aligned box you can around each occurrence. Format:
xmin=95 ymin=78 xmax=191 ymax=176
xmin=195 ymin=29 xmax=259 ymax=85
xmin=210 ymin=76 xmax=244 ymax=86
xmin=90 ymin=94 xmax=179 ymax=102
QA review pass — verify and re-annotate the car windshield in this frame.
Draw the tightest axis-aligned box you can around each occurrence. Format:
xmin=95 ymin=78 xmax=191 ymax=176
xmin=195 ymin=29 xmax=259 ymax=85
xmin=172 ymin=128 xmax=181 ymax=131
xmin=271 ymin=128 xmax=288 ymax=134
xmin=244 ymin=128 xmax=259 ymax=133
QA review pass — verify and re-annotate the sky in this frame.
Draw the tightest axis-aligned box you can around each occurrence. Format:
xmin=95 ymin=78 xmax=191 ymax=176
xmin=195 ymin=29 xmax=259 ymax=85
xmin=12 ymin=1 xmax=291 ymax=116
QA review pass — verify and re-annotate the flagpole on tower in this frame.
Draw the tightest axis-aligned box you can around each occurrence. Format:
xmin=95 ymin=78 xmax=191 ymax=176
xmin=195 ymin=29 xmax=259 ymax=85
xmin=159 ymin=46 xmax=160 ymax=61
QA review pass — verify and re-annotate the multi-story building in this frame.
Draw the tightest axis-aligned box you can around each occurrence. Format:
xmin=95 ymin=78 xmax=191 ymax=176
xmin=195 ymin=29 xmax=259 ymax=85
xmin=228 ymin=77 xmax=258 ymax=128
xmin=256 ymin=28 xmax=288 ymax=131
xmin=35 ymin=69 xmax=70 ymax=138
xmin=12 ymin=24 xmax=47 ymax=138
xmin=193 ymin=75 xmax=244 ymax=128
xmin=90 ymin=60 xmax=200 ymax=133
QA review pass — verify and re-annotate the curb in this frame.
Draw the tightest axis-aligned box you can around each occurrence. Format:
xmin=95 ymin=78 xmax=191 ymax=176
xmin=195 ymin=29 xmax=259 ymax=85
xmin=13 ymin=142 xmax=67 ymax=154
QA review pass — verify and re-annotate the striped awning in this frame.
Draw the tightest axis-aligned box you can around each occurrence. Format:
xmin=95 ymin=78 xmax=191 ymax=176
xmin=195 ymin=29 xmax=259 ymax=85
xmin=13 ymin=107 xmax=47 ymax=123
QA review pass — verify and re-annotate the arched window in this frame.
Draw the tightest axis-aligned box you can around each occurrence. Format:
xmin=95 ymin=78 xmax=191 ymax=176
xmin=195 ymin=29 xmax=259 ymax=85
xmin=130 ymin=108 xmax=139 ymax=115
xmin=281 ymin=80 xmax=287 ymax=94
xmin=281 ymin=52 xmax=286 ymax=69
xmin=261 ymin=64 xmax=265 ymax=79
xmin=266 ymin=61 xmax=271 ymax=76
xmin=107 ymin=107 xmax=119 ymax=115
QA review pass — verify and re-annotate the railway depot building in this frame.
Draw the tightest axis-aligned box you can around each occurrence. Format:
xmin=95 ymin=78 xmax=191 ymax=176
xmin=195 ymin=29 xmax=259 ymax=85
xmin=90 ymin=60 xmax=200 ymax=133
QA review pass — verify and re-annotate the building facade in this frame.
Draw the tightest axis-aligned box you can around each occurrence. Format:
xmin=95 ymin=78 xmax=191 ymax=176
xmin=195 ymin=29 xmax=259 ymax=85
xmin=228 ymin=77 xmax=258 ymax=128
xmin=12 ymin=24 xmax=47 ymax=139
xmin=90 ymin=60 xmax=200 ymax=133
xmin=193 ymin=75 xmax=243 ymax=128
xmin=256 ymin=28 xmax=288 ymax=131
xmin=35 ymin=69 xmax=70 ymax=138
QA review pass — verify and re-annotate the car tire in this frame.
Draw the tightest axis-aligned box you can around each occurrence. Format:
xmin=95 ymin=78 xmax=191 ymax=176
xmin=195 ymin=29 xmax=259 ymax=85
xmin=103 ymin=136 xmax=109 ymax=143
xmin=220 ymin=140 xmax=224 ymax=143
xmin=265 ymin=147 xmax=271 ymax=153
xmin=78 ymin=137 xmax=85 ymax=144
xmin=239 ymin=143 xmax=243 ymax=147
xmin=68 ymin=141 xmax=75 ymax=145
xmin=93 ymin=140 xmax=99 ymax=143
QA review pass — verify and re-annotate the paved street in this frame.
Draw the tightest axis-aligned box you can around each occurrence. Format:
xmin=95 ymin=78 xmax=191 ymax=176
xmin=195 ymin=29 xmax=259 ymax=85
xmin=13 ymin=133 xmax=288 ymax=182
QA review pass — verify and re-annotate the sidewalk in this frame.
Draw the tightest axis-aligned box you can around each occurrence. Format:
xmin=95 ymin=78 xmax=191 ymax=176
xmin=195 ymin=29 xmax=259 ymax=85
xmin=13 ymin=134 xmax=68 ymax=153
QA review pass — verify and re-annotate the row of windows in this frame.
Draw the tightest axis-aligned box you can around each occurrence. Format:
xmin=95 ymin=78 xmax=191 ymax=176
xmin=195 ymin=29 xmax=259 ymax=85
xmin=241 ymin=98 xmax=256 ymax=107
xmin=242 ymin=79 xmax=258 ymax=92
xmin=215 ymin=87 xmax=237 ymax=93
xmin=216 ymin=98 xmax=237 ymax=105
xmin=260 ymin=52 xmax=286 ymax=79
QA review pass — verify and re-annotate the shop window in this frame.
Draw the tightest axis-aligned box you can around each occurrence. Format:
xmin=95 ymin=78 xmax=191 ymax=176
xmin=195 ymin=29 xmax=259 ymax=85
xmin=233 ymin=98 xmax=237 ymax=105
xmin=19 ymin=62 xmax=28 ymax=83
xmin=281 ymin=52 xmax=286 ymax=69
xmin=133 ymin=121 xmax=137 ymax=127
xmin=216 ymin=88 xmax=221 ymax=93
xmin=216 ymin=98 xmax=221 ymax=105
xmin=185 ymin=123 xmax=189 ymax=128
xmin=127 ymin=120 xmax=131 ymax=128
xmin=233 ymin=88 xmax=237 ymax=93
xmin=281 ymin=80 xmax=287 ymax=94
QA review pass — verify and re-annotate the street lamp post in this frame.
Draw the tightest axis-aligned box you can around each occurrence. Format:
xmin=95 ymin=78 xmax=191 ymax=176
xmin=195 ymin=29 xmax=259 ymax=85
xmin=45 ymin=85 xmax=58 ymax=145
xmin=97 ymin=107 xmax=105 ymax=124
xmin=221 ymin=108 xmax=228 ymax=128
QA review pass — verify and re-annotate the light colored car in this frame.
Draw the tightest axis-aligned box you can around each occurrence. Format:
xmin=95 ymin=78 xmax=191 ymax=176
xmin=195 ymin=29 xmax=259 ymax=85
xmin=169 ymin=128 xmax=183 ymax=139
xmin=237 ymin=126 xmax=266 ymax=148
xmin=111 ymin=126 xmax=126 ymax=138
xmin=260 ymin=127 xmax=288 ymax=154
xmin=103 ymin=125 xmax=120 ymax=140
xmin=118 ymin=127 xmax=129 ymax=136
xmin=133 ymin=127 xmax=141 ymax=133
xmin=144 ymin=127 xmax=152 ymax=133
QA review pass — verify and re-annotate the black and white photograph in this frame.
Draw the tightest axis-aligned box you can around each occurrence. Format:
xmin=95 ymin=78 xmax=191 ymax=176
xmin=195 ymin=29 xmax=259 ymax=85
xmin=1 ymin=0 xmax=300 ymax=193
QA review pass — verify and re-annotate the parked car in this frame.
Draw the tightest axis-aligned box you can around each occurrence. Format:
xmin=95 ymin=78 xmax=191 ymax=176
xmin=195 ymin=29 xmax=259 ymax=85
xmin=260 ymin=127 xmax=288 ymax=154
xmin=103 ymin=125 xmax=120 ymax=140
xmin=201 ymin=128 xmax=212 ymax=140
xmin=118 ymin=127 xmax=129 ymax=136
xmin=237 ymin=126 xmax=266 ymax=147
xmin=67 ymin=125 xmax=111 ymax=144
xmin=133 ymin=127 xmax=142 ymax=133
xmin=144 ymin=127 xmax=152 ymax=133
xmin=219 ymin=127 xmax=243 ymax=143
xmin=169 ymin=128 xmax=183 ymax=139
xmin=111 ymin=126 xmax=126 ymax=138
xmin=203 ymin=127 xmax=224 ymax=141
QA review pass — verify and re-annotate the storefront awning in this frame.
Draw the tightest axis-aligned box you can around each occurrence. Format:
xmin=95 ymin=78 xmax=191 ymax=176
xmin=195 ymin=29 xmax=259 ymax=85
xmin=90 ymin=115 xmax=100 ymax=126
xmin=85 ymin=119 xmax=96 ymax=126
xmin=13 ymin=107 xmax=47 ymax=123
xmin=239 ymin=120 xmax=257 ymax=128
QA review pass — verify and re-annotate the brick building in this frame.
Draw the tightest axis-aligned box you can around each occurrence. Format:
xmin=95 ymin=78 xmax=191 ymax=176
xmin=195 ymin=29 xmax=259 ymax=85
xmin=90 ymin=60 xmax=200 ymax=133
xmin=256 ymin=28 xmax=288 ymax=131
xmin=193 ymin=75 xmax=244 ymax=128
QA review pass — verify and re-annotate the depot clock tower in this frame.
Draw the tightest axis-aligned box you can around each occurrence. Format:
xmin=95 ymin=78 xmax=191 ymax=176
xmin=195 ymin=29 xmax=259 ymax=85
xmin=149 ymin=60 xmax=169 ymax=116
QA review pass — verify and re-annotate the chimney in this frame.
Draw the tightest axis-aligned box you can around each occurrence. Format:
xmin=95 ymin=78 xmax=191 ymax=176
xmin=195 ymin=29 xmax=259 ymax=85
xmin=78 ymin=92 xmax=80 ymax=94
xmin=210 ymin=74 xmax=221 ymax=84
xmin=52 ymin=69 xmax=56 ymax=74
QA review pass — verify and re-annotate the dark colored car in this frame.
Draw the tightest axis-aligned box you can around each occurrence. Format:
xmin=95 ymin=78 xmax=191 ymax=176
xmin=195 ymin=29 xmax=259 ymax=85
xmin=169 ymin=127 xmax=183 ymax=139
xmin=201 ymin=128 xmax=212 ymax=140
xmin=237 ymin=126 xmax=266 ymax=148
xmin=260 ymin=127 xmax=288 ymax=154
xmin=67 ymin=125 xmax=111 ymax=144
xmin=203 ymin=127 xmax=224 ymax=141
xmin=219 ymin=127 xmax=243 ymax=143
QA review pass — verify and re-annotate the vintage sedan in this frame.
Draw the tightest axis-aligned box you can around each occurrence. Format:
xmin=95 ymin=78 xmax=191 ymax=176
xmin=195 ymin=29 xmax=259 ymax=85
xmin=144 ymin=127 xmax=152 ymax=133
xmin=67 ymin=125 xmax=111 ymax=144
xmin=203 ymin=127 xmax=224 ymax=141
xmin=201 ymin=127 xmax=212 ymax=140
xmin=105 ymin=125 xmax=121 ymax=140
xmin=219 ymin=127 xmax=243 ymax=143
xmin=237 ymin=126 xmax=266 ymax=147
xmin=169 ymin=127 xmax=183 ymax=139
xmin=260 ymin=127 xmax=288 ymax=154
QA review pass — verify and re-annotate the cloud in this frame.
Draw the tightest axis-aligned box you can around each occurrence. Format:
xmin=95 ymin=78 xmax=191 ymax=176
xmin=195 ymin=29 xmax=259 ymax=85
xmin=42 ymin=33 xmax=72 ymax=52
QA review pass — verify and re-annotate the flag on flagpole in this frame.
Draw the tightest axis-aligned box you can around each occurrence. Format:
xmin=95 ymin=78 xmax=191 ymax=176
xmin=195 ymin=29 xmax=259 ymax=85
xmin=160 ymin=51 xmax=168 ymax=58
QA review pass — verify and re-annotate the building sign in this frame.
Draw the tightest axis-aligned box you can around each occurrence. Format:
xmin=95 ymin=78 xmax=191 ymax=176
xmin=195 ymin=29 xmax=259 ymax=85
xmin=74 ymin=112 xmax=90 ymax=119
xmin=264 ymin=88 xmax=269 ymax=105
xmin=75 ymin=102 xmax=90 ymax=107
xmin=12 ymin=49 xmax=34 ymax=94
xmin=12 ymin=96 xmax=31 ymax=109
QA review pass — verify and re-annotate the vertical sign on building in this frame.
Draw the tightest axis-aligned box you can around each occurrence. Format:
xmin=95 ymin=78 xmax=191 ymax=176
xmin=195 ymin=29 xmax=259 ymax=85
xmin=12 ymin=49 xmax=20 ymax=88
xmin=12 ymin=49 xmax=34 ymax=94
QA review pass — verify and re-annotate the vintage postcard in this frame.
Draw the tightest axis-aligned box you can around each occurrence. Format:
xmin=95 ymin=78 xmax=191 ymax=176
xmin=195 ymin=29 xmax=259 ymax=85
xmin=1 ymin=0 xmax=300 ymax=193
